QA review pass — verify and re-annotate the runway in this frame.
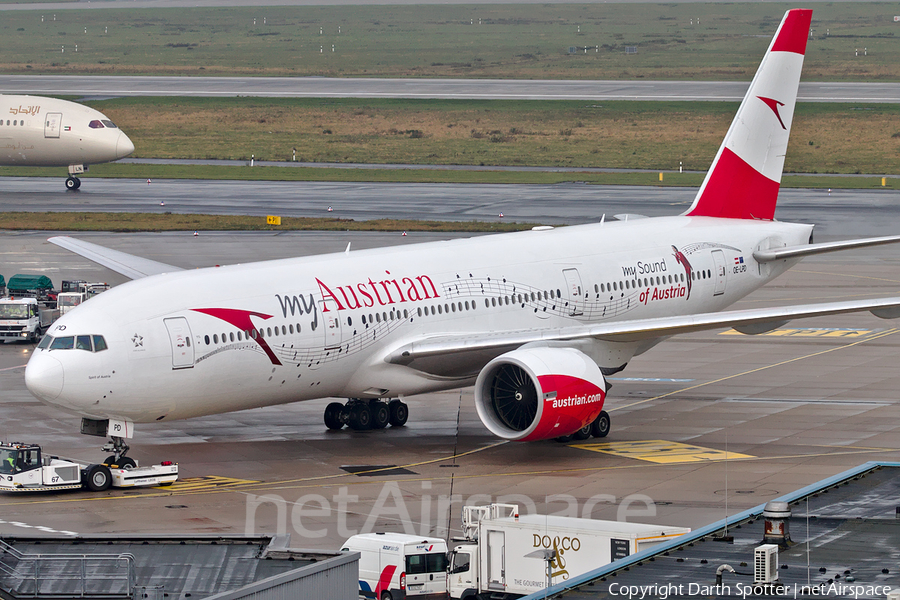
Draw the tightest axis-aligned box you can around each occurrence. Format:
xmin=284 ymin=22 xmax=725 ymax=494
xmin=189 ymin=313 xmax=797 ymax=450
xmin=2 ymin=75 xmax=898 ymax=102
xmin=2 ymin=176 xmax=899 ymax=239
xmin=2 ymin=229 xmax=900 ymax=549
xmin=0 ymin=0 xmax=880 ymax=10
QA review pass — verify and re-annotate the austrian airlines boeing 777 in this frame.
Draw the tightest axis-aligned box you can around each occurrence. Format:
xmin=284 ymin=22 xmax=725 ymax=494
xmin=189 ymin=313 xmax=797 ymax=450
xmin=22 ymin=9 xmax=900 ymax=463
xmin=0 ymin=95 xmax=134 ymax=189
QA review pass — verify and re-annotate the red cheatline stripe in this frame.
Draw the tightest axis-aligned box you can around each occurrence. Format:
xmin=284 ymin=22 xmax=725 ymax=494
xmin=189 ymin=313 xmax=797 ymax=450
xmin=771 ymin=9 xmax=813 ymax=56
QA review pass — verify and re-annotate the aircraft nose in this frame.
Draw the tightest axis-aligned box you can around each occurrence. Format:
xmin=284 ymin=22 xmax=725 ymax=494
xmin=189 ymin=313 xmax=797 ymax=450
xmin=24 ymin=353 xmax=65 ymax=402
xmin=116 ymin=131 xmax=135 ymax=159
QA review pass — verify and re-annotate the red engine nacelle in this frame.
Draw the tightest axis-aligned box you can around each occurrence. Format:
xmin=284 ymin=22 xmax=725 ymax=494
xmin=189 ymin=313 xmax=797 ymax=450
xmin=474 ymin=347 xmax=607 ymax=442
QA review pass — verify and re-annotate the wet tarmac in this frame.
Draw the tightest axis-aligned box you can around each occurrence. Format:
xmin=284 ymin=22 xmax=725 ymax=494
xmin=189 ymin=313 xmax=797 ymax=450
xmin=2 ymin=227 xmax=900 ymax=551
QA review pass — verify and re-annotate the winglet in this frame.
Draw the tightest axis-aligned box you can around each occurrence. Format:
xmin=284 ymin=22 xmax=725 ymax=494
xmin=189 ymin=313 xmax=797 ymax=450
xmin=685 ymin=9 xmax=812 ymax=221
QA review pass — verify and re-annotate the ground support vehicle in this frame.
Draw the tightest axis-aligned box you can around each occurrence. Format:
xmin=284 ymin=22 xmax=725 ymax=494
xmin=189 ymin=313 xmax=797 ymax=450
xmin=448 ymin=504 xmax=690 ymax=599
xmin=57 ymin=291 xmax=87 ymax=315
xmin=342 ymin=532 xmax=449 ymax=599
xmin=0 ymin=442 xmax=178 ymax=493
xmin=6 ymin=274 xmax=55 ymax=305
xmin=0 ymin=297 xmax=58 ymax=341
xmin=61 ymin=280 xmax=109 ymax=297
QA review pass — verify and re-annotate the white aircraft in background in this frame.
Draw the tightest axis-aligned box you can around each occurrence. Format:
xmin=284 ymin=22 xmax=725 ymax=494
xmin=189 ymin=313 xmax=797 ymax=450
xmin=22 ymin=9 xmax=900 ymax=464
xmin=0 ymin=95 xmax=134 ymax=190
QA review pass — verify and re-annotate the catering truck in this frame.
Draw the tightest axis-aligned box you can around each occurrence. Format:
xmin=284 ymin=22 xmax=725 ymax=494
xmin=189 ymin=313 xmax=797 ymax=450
xmin=448 ymin=504 xmax=690 ymax=600
xmin=342 ymin=532 xmax=449 ymax=599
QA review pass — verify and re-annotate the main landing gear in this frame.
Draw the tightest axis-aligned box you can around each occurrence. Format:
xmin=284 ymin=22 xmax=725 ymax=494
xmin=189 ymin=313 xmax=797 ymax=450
xmin=101 ymin=435 xmax=136 ymax=469
xmin=65 ymin=176 xmax=81 ymax=190
xmin=324 ymin=399 xmax=409 ymax=431
xmin=556 ymin=410 xmax=610 ymax=443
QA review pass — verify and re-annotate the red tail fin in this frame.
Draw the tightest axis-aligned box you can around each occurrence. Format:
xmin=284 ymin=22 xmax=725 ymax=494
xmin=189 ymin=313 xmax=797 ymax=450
xmin=685 ymin=9 xmax=812 ymax=220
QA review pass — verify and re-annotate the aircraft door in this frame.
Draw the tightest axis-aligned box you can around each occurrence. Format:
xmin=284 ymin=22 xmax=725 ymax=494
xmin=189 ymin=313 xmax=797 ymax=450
xmin=164 ymin=317 xmax=195 ymax=369
xmin=44 ymin=113 xmax=62 ymax=139
xmin=486 ymin=530 xmax=506 ymax=590
xmin=562 ymin=268 xmax=584 ymax=316
xmin=319 ymin=299 xmax=344 ymax=350
xmin=711 ymin=250 xmax=727 ymax=296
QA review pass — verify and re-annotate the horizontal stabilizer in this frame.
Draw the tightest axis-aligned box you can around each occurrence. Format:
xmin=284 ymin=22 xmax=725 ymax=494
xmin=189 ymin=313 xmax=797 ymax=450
xmin=49 ymin=236 xmax=183 ymax=280
xmin=754 ymin=234 xmax=900 ymax=262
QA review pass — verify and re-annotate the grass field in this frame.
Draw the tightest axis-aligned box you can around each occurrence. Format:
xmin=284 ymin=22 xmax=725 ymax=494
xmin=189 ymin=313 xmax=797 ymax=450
xmin=0 ymin=3 xmax=896 ymax=80
xmin=79 ymin=97 xmax=900 ymax=175
xmin=0 ymin=212 xmax=536 ymax=232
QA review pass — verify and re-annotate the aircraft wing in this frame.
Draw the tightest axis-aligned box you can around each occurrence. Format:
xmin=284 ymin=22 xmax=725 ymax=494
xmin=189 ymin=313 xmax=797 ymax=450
xmin=387 ymin=296 xmax=900 ymax=370
xmin=48 ymin=236 xmax=183 ymax=280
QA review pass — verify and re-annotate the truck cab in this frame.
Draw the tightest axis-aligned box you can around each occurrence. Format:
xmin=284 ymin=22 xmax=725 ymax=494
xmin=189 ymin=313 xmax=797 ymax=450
xmin=448 ymin=543 xmax=479 ymax=600
xmin=0 ymin=443 xmax=42 ymax=475
xmin=0 ymin=442 xmax=81 ymax=490
xmin=57 ymin=292 xmax=87 ymax=315
xmin=0 ymin=297 xmax=43 ymax=341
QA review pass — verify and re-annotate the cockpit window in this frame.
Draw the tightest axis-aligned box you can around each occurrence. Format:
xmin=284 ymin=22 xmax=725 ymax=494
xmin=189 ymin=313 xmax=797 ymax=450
xmin=49 ymin=336 xmax=74 ymax=350
xmin=88 ymin=120 xmax=104 ymax=129
xmin=43 ymin=334 xmax=107 ymax=352
xmin=101 ymin=120 xmax=118 ymax=129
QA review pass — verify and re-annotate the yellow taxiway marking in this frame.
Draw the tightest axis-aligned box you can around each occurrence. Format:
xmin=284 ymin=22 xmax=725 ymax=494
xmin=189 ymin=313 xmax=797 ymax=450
xmin=571 ymin=440 xmax=754 ymax=463
xmin=720 ymin=327 xmax=874 ymax=338
xmin=153 ymin=475 xmax=260 ymax=492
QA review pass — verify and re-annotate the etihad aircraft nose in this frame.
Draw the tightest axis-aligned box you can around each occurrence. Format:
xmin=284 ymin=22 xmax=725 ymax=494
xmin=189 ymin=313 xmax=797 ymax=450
xmin=24 ymin=353 xmax=64 ymax=402
xmin=116 ymin=131 xmax=135 ymax=159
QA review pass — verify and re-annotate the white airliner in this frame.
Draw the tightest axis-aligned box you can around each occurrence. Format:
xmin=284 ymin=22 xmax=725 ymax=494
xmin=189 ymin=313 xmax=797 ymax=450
xmin=21 ymin=9 xmax=900 ymax=463
xmin=0 ymin=94 xmax=134 ymax=189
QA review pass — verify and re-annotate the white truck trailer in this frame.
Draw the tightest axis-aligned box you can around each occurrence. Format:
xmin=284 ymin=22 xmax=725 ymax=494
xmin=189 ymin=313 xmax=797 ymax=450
xmin=448 ymin=504 xmax=690 ymax=600
xmin=0 ymin=442 xmax=178 ymax=493
xmin=0 ymin=297 xmax=59 ymax=342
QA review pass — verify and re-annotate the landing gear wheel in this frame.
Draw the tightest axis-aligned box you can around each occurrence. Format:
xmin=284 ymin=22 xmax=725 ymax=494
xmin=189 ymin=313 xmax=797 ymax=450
xmin=591 ymin=410 xmax=611 ymax=438
xmin=554 ymin=434 xmax=574 ymax=443
xmin=85 ymin=464 xmax=112 ymax=491
xmin=371 ymin=401 xmax=390 ymax=430
xmin=104 ymin=456 xmax=137 ymax=469
xmin=572 ymin=423 xmax=593 ymax=441
xmin=349 ymin=403 xmax=373 ymax=430
xmin=324 ymin=402 xmax=344 ymax=430
xmin=388 ymin=400 xmax=408 ymax=427
xmin=65 ymin=176 xmax=81 ymax=190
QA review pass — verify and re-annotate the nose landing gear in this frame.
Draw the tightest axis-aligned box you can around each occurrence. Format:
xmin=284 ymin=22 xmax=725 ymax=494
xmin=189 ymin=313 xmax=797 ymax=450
xmin=324 ymin=398 xmax=409 ymax=432
xmin=100 ymin=436 xmax=135 ymax=468
xmin=65 ymin=176 xmax=81 ymax=190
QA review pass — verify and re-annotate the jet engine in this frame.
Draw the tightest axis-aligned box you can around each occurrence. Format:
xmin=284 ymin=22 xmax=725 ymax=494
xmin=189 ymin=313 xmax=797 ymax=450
xmin=474 ymin=346 xmax=607 ymax=442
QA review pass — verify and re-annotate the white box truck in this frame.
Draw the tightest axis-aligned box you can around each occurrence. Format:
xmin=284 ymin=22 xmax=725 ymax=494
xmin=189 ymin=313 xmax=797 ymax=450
xmin=448 ymin=504 xmax=690 ymax=600
xmin=342 ymin=532 xmax=449 ymax=600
